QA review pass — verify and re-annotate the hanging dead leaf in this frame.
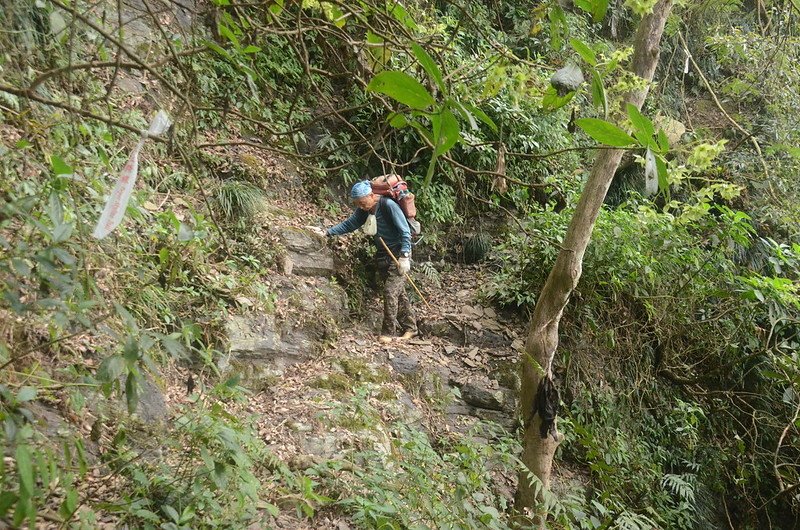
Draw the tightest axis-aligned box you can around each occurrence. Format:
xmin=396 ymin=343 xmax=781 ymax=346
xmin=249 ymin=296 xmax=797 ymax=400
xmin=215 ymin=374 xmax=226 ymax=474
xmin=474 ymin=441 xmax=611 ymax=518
xmin=492 ymin=143 xmax=508 ymax=194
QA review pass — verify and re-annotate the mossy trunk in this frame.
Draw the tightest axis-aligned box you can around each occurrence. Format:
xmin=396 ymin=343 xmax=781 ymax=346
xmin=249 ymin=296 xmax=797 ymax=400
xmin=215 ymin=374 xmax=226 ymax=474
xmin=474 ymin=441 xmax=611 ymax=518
xmin=513 ymin=1 xmax=675 ymax=525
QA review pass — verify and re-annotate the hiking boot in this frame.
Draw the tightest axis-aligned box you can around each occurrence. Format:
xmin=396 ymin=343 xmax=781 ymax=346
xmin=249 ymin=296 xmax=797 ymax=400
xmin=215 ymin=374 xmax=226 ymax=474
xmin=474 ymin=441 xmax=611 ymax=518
xmin=398 ymin=329 xmax=418 ymax=340
xmin=378 ymin=335 xmax=394 ymax=344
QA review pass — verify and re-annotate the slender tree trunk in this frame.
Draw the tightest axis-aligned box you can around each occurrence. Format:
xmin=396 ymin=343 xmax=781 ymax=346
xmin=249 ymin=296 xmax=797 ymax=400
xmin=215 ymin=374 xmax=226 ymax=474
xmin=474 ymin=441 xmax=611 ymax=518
xmin=513 ymin=0 xmax=674 ymax=523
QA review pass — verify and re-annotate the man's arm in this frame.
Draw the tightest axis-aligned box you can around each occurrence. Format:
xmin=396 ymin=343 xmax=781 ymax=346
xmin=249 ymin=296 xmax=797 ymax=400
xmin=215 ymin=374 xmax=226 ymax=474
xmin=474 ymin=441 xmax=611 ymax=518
xmin=327 ymin=208 xmax=368 ymax=236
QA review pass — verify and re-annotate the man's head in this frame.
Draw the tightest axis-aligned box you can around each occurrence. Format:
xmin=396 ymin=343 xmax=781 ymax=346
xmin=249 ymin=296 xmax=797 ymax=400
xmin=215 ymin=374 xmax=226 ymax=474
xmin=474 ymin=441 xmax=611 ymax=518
xmin=351 ymin=180 xmax=379 ymax=211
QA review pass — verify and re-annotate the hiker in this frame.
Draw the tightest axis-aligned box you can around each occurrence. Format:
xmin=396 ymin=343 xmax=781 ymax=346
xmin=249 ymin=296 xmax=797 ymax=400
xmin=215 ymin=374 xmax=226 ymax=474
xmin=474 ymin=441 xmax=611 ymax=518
xmin=311 ymin=180 xmax=417 ymax=344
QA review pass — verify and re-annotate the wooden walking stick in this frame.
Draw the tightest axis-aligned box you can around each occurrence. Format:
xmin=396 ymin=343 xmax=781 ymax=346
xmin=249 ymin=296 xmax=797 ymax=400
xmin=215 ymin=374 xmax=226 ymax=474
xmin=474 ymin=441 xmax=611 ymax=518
xmin=378 ymin=237 xmax=432 ymax=310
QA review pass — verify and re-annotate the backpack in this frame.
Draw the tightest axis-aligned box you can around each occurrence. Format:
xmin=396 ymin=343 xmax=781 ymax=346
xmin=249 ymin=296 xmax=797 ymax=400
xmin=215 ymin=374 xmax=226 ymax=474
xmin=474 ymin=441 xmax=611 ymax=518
xmin=370 ymin=174 xmax=421 ymax=235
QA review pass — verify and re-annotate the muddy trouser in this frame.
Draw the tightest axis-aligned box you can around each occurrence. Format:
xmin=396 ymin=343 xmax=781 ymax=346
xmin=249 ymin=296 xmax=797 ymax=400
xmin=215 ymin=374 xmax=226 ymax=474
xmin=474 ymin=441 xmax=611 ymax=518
xmin=377 ymin=250 xmax=417 ymax=336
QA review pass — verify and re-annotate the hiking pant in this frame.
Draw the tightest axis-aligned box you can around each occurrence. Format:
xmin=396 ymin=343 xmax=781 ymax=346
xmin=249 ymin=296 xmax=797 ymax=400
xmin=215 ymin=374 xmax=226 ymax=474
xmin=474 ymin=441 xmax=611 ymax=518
xmin=377 ymin=252 xmax=417 ymax=336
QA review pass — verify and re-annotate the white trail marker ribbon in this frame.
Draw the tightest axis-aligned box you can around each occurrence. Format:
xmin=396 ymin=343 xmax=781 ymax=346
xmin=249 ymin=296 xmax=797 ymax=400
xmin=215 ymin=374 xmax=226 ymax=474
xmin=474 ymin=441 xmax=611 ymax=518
xmin=93 ymin=110 xmax=172 ymax=239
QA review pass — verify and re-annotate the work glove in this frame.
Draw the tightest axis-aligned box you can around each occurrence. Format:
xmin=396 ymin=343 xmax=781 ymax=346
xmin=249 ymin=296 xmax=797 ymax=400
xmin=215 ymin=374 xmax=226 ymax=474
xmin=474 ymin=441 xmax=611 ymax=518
xmin=398 ymin=256 xmax=411 ymax=275
xmin=305 ymin=225 xmax=327 ymax=238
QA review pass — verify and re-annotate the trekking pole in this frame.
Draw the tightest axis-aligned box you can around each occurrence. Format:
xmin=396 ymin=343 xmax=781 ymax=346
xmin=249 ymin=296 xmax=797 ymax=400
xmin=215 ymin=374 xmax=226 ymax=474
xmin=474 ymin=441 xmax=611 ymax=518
xmin=378 ymin=237 xmax=432 ymax=310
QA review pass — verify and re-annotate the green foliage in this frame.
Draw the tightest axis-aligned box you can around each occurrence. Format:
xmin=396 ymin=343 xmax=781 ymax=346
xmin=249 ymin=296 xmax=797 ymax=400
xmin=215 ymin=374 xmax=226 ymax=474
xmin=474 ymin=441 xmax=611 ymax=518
xmin=366 ymin=71 xmax=435 ymax=110
xmin=315 ymin=388 xmax=521 ymax=530
xmin=575 ymin=118 xmax=637 ymax=146
xmin=110 ymin=382 xmax=280 ymax=528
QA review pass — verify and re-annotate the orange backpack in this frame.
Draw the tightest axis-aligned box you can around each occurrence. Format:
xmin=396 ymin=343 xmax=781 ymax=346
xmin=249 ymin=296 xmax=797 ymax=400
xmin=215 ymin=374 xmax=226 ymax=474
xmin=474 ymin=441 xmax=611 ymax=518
xmin=370 ymin=174 xmax=420 ymax=234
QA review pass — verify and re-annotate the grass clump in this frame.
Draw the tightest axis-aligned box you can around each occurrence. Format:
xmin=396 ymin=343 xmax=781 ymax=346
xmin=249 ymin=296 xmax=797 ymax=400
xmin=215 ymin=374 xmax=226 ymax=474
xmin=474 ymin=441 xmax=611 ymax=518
xmin=213 ymin=181 xmax=265 ymax=221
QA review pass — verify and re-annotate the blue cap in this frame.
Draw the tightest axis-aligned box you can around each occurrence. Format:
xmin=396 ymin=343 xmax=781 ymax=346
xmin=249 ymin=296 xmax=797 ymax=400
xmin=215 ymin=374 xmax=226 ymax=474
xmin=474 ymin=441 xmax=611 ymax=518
xmin=350 ymin=180 xmax=372 ymax=199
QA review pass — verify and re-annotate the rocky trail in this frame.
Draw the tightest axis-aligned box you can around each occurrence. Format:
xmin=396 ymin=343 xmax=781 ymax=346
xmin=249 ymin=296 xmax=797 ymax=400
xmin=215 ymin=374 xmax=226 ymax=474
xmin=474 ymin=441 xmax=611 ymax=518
xmin=212 ymin=186 xmax=529 ymax=527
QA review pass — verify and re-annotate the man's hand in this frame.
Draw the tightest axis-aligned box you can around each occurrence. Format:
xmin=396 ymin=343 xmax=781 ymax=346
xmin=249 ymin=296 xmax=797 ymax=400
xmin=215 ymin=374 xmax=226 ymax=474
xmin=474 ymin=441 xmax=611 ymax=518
xmin=398 ymin=256 xmax=411 ymax=275
xmin=305 ymin=225 xmax=327 ymax=238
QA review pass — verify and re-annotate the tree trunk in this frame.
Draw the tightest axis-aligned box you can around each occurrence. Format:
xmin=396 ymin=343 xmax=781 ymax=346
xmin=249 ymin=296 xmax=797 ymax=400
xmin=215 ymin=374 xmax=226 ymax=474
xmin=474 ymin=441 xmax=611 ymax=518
xmin=513 ymin=0 xmax=674 ymax=523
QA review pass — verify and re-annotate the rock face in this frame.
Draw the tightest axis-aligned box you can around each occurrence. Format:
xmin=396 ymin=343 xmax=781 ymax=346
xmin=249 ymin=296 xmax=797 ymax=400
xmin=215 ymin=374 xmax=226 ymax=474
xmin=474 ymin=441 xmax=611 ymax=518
xmin=225 ymin=313 xmax=317 ymax=377
xmin=225 ymin=277 xmax=347 ymax=379
xmin=278 ymin=228 xmax=337 ymax=277
xmin=460 ymin=383 xmax=506 ymax=411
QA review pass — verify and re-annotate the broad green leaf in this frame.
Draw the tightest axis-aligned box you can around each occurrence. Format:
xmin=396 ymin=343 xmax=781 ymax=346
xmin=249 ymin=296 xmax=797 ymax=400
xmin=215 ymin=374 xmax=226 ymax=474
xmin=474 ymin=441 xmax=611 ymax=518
xmin=74 ymin=439 xmax=87 ymax=476
xmin=204 ymin=40 xmax=234 ymax=62
xmin=217 ymin=23 xmax=240 ymax=48
xmin=123 ymin=337 xmax=139 ymax=366
xmin=423 ymin=154 xmax=439 ymax=188
xmin=432 ymin=108 xmax=460 ymax=156
xmin=548 ymin=5 xmax=568 ymax=51
xmin=268 ymin=0 xmax=284 ymax=16
xmin=461 ymin=103 xmax=497 ymax=132
xmin=366 ymin=71 xmax=434 ymax=110
xmin=242 ymin=45 xmax=261 ymax=54
xmin=52 ymin=222 xmax=73 ymax=243
xmin=160 ymin=334 xmax=187 ymax=358
xmin=655 ymin=153 xmax=669 ymax=196
xmin=575 ymin=118 xmax=636 ymax=146
xmin=50 ymin=155 xmax=73 ymax=178
xmin=542 ymin=86 xmax=575 ymax=111
xmin=12 ymin=258 xmax=31 ymax=277
xmin=52 ymin=248 xmax=76 ymax=265
xmin=133 ymin=509 xmax=161 ymax=523
xmin=15 ymin=445 xmax=34 ymax=493
xmin=12 ymin=492 xmax=31 ymax=528
xmin=321 ymin=2 xmax=346 ymax=27
xmin=453 ymin=101 xmax=478 ymax=131
xmin=570 ymin=38 xmax=597 ymax=66
xmin=16 ymin=386 xmax=36 ymax=403
xmin=388 ymin=112 xmax=408 ymax=128
xmin=98 ymin=355 xmax=125 ymax=382
xmin=587 ymin=0 xmax=610 ymax=22
xmin=162 ymin=504 xmax=180 ymax=523
xmin=590 ymin=69 xmax=607 ymax=118
xmin=48 ymin=192 xmax=63 ymax=226
xmin=626 ymin=104 xmax=655 ymax=147
xmin=657 ymin=129 xmax=670 ymax=153
xmin=58 ymin=488 xmax=77 ymax=520
xmin=114 ymin=302 xmax=138 ymax=330
xmin=0 ymin=491 xmax=17 ymax=519
xmin=388 ymin=2 xmax=418 ymax=31
xmin=411 ymin=43 xmax=445 ymax=93
xmin=408 ymin=119 xmax=434 ymax=144
xmin=125 ymin=372 xmax=138 ymax=414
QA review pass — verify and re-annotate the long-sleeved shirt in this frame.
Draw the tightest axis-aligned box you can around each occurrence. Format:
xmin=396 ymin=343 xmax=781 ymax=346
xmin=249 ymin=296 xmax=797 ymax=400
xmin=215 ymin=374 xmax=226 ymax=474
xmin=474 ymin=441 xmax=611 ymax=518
xmin=326 ymin=197 xmax=412 ymax=255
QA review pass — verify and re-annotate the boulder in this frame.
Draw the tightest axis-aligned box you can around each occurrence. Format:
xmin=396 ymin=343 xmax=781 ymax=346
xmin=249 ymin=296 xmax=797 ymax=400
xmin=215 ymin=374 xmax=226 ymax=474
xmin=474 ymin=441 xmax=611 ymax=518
xmin=224 ymin=277 xmax=346 ymax=378
xmin=224 ymin=313 xmax=317 ymax=378
xmin=460 ymin=382 xmax=505 ymax=411
xmin=278 ymin=227 xmax=336 ymax=276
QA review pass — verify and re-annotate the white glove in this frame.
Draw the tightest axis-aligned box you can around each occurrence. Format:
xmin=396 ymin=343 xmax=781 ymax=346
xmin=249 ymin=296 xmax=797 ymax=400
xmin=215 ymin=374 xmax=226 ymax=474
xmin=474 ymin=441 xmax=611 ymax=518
xmin=398 ymin=256 xmax=411 ymax=275
xmin=305 ymin=225 xmax=327 ymax=238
